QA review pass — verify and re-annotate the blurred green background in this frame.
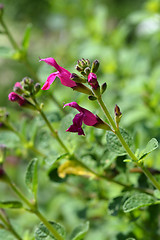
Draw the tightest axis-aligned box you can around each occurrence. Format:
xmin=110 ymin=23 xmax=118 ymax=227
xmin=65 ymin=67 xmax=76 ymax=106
xmin=0 ymin=0 xmax=160 ymax=239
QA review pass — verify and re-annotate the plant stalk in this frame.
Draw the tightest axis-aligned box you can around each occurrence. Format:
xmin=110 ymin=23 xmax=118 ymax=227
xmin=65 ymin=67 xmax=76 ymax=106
xmin=97 ymin=96 xmax=160 ymax=190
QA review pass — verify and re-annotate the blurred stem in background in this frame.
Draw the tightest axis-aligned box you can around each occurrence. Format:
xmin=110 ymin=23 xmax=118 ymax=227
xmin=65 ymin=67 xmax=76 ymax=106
xmin=0 ymin=210 xmax=22 ymax=240
xmin=0 ymin=170 xmax=64 ymax=240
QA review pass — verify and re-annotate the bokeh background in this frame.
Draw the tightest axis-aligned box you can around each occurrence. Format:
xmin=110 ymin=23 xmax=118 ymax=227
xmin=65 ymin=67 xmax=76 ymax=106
xmin=0 ymin=0 xmax=160 ymax=239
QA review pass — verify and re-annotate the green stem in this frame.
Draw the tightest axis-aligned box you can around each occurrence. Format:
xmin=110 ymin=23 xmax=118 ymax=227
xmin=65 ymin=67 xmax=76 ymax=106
xmin=0 ymin=18 xmax=19 ymax=50
xmin=7 ymin=177 xmax=64 ymax=240
xmin=35 ymin=210 xmax=64 ymax=240
xmin=0 ymin=212 xmax=22 ymax=240
xmin=7 ymin=178 xmax=33 ymax=208
xmin=8 ymin=123 xmax=46 ymax=158
xmin=97 ymin=96 xmax=160 ymax=190
xmin=32 ymin=98 xmax=70 ymax=153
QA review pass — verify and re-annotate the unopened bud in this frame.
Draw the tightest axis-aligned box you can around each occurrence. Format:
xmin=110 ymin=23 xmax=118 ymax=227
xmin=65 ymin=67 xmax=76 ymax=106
xmin=91 ymin=60 xmax=100 ymax=73
xmin=114 ymin=104 xmax=122 ymax=128
xmin=70 ymin=73 xmax=86 ymax=83
xmin=85 ymin=59 xmax=90 ymax=66
xmin=75 ymin=65 xmax=83 ymax=72
xmin=34 ymin=83 xmax=41 ymax=94
xmin=101 ymin=82 xmax=107 ymax=94
xmin=114 ymin=104 xmax=122 ymax=117
xmin=23 ymin=77 xmax=34 ymax=86
xmin=88 ymin=73 xmax=99 ymax=90
xmin=84 ymin=67 xmax=91 ymax=76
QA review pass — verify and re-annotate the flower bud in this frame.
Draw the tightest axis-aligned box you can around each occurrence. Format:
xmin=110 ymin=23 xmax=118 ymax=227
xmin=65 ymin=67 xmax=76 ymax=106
xmin=101 ymin=82 xmax=107 ymax=94
xmin=91 ymin=60 xmax=100 ymax=73
xmin=85 ymin=59 xmax=91 ymax=66
xmin=114 ymin=104 xmax=122 ymax=128
xmin=8 ymin=92 xmax=35 ymax=110
xmin=34 ymin=83 xmax=41 ymax=94
xmin=88 ymin=73 xmax=99 ymax=90
xmin=75 ymin=65 xmax=83 ymax=72
xmin=70 ymin=73 xmax=86 ymax=83
xmin=84 ymin=67 xmax=91 ymax=76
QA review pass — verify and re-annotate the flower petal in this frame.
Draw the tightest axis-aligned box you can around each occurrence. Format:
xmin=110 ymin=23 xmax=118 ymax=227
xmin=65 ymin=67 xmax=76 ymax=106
xmin=64 ymin=102 xmax=98 ymax=126
xmin=63 ymin=102 xmax=82 ymax=112
xmin=66 ymin=113 xmax=85 ymax=135
xmin=40 ymin=58 xmax=77 ymax=88
xmin=41 ymin=72 xmax=57 ymax=90
xmin=39 ymin=57 xmax=61 ymax=71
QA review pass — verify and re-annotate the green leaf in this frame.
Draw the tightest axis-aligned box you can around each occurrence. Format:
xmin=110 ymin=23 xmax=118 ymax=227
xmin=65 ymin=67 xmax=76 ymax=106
xmin=35 ymin=221 xmax=66 ymax=240
xmin=106 ymin=128 xmax=133 ymax=155
xmin=139 ymin=138 xmax=158 ymax=160
xmin=0 ymin=46 xmax=14 ymax=58
xmin=25 ymin=159 xmax=38 ymax=198
xmin=123 ymin=193 xmax=158 ymax=213
xmin=69 ymin=222 xmax=89 ymax=240
xmin=22 ymin=24 xmax=32 ymax=50
xmin=0 ymin=201 xmax=23 ymax=209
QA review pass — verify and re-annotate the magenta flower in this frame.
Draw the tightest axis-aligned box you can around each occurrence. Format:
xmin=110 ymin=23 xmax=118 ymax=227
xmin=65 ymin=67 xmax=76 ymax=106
xmin=8 ymin=92 xmax=27 ymax=106
xmin=64 ymin=102 xmax=98 ymax=135
xmin=40 ymin=57 xmax=77 ymax=90
xmin=88 ymin=72 xmax=99 ymax=90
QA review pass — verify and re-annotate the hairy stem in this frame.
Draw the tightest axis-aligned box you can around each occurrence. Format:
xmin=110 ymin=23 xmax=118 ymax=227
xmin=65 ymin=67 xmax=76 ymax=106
xmin=97 ymin=96 xmax=160 ymax=190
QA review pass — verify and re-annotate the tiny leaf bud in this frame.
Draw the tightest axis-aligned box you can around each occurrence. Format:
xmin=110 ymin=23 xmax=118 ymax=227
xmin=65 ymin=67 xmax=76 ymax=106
xmin=88 ymin=95 xmax=97 ymax=101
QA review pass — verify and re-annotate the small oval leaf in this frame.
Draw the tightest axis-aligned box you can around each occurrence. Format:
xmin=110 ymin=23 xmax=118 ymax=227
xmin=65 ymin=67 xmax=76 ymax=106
xmin=25 ymin=159 xmax=38 ymax=198
xmin=106 ymin=128 xmax=133 ymax=155
xmin=123 ymin=193 xmax=157 ymax=212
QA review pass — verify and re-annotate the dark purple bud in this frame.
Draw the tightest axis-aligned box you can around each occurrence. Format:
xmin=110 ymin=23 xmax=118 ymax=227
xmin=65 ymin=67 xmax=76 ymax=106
xmin=114 ymin=104 xmax=122 ymax=117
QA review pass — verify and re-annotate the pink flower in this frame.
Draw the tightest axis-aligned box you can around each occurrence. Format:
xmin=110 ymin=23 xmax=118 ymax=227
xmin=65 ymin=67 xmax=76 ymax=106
xmin=88 ymin=73 xmax=99 ymax=90
xmin=8 ymin=92 xmax=27 ymax=106
xmin=40 ymin=57 xmax=77 ymax=90
xmin=14 ymin=82 xmax=22 ymax=88
xmin=63 ymin=102 xmax=98 ymax=135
